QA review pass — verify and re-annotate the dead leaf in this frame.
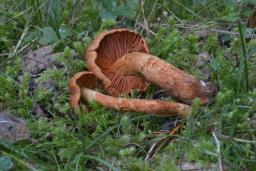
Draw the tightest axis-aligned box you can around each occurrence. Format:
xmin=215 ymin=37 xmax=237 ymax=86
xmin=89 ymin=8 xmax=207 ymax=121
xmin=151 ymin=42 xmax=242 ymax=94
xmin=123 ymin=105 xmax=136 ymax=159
xmin=22 ymin=45 xmax=52 ymax=75
xmin=0 ymin=112 xmax=30 ymax=143
xmin=33 ymin=104 xmax=49 ymax=119
xmin=21 ymin=46 xmax=64 ymax=91
xmin=22 ymin=46 xmax=62 ymax=75
xmin=196 ymin=52 xmax=210 ymax=68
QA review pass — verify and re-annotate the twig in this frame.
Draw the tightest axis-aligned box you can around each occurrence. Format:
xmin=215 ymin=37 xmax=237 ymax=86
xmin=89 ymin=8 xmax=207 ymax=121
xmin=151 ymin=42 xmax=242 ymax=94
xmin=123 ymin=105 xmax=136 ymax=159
xmin=0 ymin=53 xmax=10 ymax=57
xmin=151 ymin=23 xmax=256 ymax=37
xmin=176 ymin=24 xmax=240 ymax=35
xmin=144 ymin=142 xmax=157 ymax=160
xmin=139 ymin=0 xmax=150 ymax=36
xmin=138 ymin=23 xmax=156 ymax=36
xmin=216 ymin=132 xmax=256 ymax=144
xmin=146 ymin=0 xmax=158 ymax=22
xmin=163 ymin=2 xmax=182 ymax=22
xmin=134 ymin=0 xmax=144 ymax=28
xmin=173 ymin=0 xmax=201 ymax=19
xmin=212 ymin=131 xmax=223 ymax=171
xmin=3 ymin=6 xmax=33 ymax=24
xmin=11 ymin=9 xmax=34 ymax=57
xmin=149 ymin=125 xmax=180 ymax=160
xmin=145 ymin=125 xmax=181 ymax=160
xmin=11 ymin=25 xmax=30 ymax=56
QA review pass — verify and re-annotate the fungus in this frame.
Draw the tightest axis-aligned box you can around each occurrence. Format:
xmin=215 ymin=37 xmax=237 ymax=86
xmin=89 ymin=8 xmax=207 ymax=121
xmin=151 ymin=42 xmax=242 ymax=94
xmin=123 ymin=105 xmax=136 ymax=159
xmin=69 ymin=71 xmax=99 ymax=109
xmin=86 ymin=29 xmax=217 ymax=104
xmin=86 ymin=28 xmax=150 ymax=96
xmin=69 ymin=72 xmax=191 ymax=117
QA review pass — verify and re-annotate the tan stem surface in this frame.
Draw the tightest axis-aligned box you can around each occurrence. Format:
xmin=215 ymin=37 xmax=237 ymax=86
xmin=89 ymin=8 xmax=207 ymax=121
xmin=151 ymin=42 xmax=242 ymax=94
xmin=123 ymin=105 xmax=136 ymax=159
xmin=112 ymin=52 xmax=216 ymax=104
xmin=81 ymin=88 xmax=190 ymax=118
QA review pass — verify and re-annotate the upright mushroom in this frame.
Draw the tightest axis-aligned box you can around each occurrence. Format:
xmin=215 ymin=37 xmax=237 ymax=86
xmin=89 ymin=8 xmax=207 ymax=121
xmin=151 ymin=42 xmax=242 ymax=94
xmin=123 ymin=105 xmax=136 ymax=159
xmin=69 ymin=72 xmax=191 ymax=117
xmin=86 ymin=29 xmax=217 ymax=104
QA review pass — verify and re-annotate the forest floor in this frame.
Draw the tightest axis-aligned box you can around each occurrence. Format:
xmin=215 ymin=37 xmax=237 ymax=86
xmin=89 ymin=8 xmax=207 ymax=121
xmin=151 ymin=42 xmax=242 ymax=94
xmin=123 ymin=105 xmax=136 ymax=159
xmin=0 ymin=0 xmax=256 ymax=170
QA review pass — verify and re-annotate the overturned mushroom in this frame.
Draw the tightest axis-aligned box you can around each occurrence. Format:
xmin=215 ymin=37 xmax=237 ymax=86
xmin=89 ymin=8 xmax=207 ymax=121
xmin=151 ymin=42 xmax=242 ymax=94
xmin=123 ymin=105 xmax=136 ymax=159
xmin=86 ymin=29 xmax=217 ymax=104
xmin=86 ymin=28 xmax=150 ymax=96
xmin=69 ymin=72 xmax=191 ymax=117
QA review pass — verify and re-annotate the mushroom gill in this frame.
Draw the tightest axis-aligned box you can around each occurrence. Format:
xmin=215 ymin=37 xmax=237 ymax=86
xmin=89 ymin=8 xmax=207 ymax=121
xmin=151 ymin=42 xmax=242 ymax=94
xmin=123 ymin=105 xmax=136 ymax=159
xmin=86 ymin=28 xmax=150 ymax=96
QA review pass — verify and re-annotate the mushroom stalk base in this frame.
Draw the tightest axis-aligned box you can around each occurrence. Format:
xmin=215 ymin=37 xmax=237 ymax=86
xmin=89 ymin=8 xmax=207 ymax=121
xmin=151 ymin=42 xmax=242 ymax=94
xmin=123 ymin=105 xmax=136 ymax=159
xmin=112 ymin=52 xmax=216 ymax=104
xmin=81 ymin=88 xmax=190 ymax=117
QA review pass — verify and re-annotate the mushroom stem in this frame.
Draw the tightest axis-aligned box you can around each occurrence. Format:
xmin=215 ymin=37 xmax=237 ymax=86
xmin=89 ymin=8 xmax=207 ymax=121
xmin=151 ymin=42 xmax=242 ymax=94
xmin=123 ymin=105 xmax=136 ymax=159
xmin=112 ymin=52 xmax=217 ymax=104
xmin=81 ymin=87 xmax=190 ymax=117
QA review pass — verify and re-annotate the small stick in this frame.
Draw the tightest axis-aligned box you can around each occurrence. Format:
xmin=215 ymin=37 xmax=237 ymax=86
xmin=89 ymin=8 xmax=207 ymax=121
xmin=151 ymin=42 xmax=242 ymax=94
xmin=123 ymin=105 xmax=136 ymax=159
xmin=212 ymin=131 xmax=223 ymax=171
xmin=215 ymin=132 xmax=256 ymax=144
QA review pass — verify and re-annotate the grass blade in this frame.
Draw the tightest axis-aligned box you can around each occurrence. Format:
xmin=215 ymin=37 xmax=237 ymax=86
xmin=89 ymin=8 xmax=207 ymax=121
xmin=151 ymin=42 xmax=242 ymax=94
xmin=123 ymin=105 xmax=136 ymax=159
xmin=237 ymin=21 xmax=249 ymax=91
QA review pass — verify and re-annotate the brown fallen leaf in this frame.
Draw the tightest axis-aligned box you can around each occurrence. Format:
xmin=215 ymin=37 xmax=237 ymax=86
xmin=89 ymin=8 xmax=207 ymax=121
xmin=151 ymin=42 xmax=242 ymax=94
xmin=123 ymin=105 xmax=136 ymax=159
xmin=21 ymin=46 xmax=61 ymax=118
xmin=33 ymin=104 xmax=48 ymax=119
xmin=22 ymin=45 xmax=53 ymax=75
xmin=0 ymin=112 xmax=30 ymax=143
xmin=196 ymin=52 xmax=210 ymax=68
xmin=22 ymin=46 xmax=64 ymax=75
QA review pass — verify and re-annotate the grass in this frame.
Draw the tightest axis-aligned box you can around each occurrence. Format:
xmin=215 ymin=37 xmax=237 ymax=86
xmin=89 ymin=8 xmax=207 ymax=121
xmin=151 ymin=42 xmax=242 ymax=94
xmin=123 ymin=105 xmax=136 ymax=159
xmin=0 ymin=0 xmax=256 ymax=170
xmin=237 ymin=20 xmax=249 ymax=91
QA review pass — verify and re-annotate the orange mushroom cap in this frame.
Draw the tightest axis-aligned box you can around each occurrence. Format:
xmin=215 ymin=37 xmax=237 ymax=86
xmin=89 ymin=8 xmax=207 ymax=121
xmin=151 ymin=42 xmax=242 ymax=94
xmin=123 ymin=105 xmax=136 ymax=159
xmin=86 ymin=28 xmax=150 ymax=96
xmin=69 ymin=71 xmax=99 ymax=108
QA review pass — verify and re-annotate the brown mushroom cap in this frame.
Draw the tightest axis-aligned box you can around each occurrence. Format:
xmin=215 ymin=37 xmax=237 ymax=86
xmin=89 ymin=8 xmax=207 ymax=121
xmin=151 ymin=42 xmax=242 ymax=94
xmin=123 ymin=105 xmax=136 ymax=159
xmin=69 ymin=71 xmax=99 ymax=108
xmin=86 ymin=28 xmax=150 ymax=96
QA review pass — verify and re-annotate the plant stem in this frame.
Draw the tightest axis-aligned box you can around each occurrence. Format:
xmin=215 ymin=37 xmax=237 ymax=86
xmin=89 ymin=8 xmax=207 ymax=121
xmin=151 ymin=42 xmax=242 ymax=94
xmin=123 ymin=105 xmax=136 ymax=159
xmin=237 ymin=21 xmax=249 ymax=91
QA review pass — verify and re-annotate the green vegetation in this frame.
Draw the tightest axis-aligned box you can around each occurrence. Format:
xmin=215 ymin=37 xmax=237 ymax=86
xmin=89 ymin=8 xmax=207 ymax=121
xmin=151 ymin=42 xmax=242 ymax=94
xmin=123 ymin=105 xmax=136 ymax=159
xmin=1 ymin=0 xmax=256 ymax=170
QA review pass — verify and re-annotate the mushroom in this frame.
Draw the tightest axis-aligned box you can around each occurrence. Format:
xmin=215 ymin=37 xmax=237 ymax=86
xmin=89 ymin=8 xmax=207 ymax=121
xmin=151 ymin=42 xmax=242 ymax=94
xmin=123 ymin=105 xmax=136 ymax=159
xmin=86 ymin=28 xmax=217 ymax=104
xmin=86 ymin=28 xmax=151 ymax=96
xmin=69 ymin=71 xmax=191 ymax=117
